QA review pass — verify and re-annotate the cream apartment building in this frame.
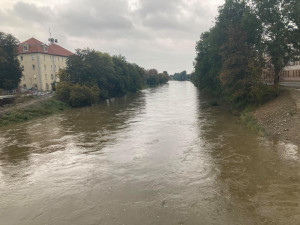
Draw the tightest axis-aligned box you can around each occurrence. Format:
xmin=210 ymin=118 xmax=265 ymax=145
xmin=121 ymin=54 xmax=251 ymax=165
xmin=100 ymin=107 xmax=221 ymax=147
xmin=18 ymin=37 xmax=73 ymax=91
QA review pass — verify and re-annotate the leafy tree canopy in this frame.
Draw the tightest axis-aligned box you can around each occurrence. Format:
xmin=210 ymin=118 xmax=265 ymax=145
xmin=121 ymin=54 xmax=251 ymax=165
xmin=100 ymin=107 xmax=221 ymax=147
xmin=0 ymin=32 xmax=22 ymax=90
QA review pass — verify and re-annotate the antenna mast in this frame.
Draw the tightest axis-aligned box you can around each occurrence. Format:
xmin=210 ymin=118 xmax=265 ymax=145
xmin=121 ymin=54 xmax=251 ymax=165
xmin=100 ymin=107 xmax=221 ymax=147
xmin=48 ymin=28 xmax=58 ymax=44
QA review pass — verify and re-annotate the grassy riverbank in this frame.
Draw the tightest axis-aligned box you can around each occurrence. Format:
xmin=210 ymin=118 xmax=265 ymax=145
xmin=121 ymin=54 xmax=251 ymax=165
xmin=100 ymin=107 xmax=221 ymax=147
xmin=0 ymin=98 xmax=68 ymax=127
xmin=240 ymin=111 xmax=266 ymax=137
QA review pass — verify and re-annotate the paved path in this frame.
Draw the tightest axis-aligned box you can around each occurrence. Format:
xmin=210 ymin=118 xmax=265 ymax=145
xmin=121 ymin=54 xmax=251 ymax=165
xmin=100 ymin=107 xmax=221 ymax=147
xmin=280 ymin=82 xmax=300 ymax=89
xmin=0 ymin=94 xmax=53 ymax=116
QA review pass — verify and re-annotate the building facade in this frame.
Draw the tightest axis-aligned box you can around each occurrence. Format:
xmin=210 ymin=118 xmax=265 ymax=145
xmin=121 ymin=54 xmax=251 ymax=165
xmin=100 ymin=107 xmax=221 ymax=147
xmin=18 ymin=38 xmax=73 ymax=91
xmin=280 ymin=60 xmax=300 ymax=82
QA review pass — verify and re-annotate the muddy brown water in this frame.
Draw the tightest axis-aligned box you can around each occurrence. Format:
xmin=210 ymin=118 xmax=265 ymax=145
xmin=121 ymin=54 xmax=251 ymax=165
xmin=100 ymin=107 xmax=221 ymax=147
xmin=0 ymin=81 xmax=299 ymax=225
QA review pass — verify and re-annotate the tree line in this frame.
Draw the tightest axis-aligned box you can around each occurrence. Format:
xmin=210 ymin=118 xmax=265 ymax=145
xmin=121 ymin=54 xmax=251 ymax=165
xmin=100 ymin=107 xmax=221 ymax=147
xmin=170 ymin=71 xmax=191 ymax=81
xmin=56 ymin=49 xmax=169 ymax=107
xmin=193 ymin=0 xmax=300 ymax=108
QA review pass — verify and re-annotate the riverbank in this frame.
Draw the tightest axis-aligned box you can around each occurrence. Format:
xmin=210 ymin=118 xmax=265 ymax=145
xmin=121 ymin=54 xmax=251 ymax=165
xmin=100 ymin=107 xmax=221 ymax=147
xmin=248 ymin=87 xmax=300 ymax=145
xmin=0 ymin=98 xmax=68 ymax=127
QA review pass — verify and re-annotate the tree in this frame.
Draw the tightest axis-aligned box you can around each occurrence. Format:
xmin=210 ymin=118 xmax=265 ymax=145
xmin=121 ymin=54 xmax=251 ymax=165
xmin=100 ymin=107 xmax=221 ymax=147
xmin=56 ymin=49 xmax=147 ymax=106
xmin=253 ymin=0 xmax=299 ymax=84
xmin=193 ymin=0 xmax=278 ymax=107
xmin=220 ymin=26 xmax=262 ymax=105
xmin=172 ymin=70 xmax=191 ymax=81
xmin=0 ymin=32 xmax=22 ymax=90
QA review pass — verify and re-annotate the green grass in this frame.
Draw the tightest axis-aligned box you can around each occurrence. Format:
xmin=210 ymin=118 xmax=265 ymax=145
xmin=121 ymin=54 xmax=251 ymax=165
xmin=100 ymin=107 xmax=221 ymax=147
xmin=240 ymin=111 xmax=266 ymax=137
xmin=0 ymin=98 xmax=68 ymax=127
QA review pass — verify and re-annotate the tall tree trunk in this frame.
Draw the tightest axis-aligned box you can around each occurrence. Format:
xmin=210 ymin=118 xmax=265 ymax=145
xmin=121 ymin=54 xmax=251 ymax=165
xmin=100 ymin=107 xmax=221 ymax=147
xmin=274 ymin=68 xmax=280 ymax=85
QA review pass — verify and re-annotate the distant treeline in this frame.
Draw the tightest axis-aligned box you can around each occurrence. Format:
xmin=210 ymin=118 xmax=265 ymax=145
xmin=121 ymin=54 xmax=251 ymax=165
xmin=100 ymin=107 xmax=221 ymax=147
xmin=170 ymin=71 xmax=191 ymax=81
xmin=55 ymin=49 xmax=169 ymax=107
xmin=193 ymin=0 xmax=299 ymax=109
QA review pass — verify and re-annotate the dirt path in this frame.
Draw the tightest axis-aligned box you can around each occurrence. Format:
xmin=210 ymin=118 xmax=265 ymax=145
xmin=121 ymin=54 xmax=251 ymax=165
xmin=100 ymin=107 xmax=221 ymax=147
xmin=0 ymin=94 xmax=53 ymax=116
xmin=252 ymin=87 xmax=300 ymax=145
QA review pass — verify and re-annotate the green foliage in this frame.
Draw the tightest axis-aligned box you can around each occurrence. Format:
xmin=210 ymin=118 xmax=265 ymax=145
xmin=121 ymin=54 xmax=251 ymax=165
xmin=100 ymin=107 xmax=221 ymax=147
xmin=253 ymin=0 xmax=299 ymax=84
xmin=63 ymin=49 xmax=146 ymax=100
xmin=0 ymin=31 xmax=22 ymax=90
xmin=55 ymin=81 xmax=71 ymax=103
xmin=56 ymin=49 xmax=167 ymax=107
xmin=145 ymin=69 xmax=169 ymax=86
xmin=240 ymin=112 xmax=266 ymax=136
xmin=193 ymin=0 xmax=283 ymax=108
xmin=69 ymin=84 xmax=100 ymax=107
xmin=56 ymin=82 xmax=100 ymax=107
xmin=171 ymin=71 xmax=191 ymax=81
xmin=0 ymin=99 xmax=68 ymax=127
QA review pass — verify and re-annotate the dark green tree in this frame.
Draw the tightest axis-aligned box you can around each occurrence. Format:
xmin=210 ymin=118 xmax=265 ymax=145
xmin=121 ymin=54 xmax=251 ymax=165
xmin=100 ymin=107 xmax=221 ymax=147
xmin=0 ymin=32 xmax=22 ymax=90
xmin=194 ymin=0 xmax=277 ymax=107
xmin=253 ymin=0 xmax=299 ymax=84
xmin=56 ymin=49 xmax=149 ymax=106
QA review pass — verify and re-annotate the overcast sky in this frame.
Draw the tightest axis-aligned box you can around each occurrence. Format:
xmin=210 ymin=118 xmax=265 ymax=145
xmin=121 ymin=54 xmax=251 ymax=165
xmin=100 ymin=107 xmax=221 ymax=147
xmin=0 ymin=0 xmax=224 ymax=74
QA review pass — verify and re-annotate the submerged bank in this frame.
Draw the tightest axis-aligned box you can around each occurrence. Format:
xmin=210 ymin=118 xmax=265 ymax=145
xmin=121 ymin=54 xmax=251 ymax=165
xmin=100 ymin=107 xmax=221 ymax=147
xmin=0 ymin=98 xmax=68 ymax=127
xmin=247 ymin=87 xmax=300 ymax=145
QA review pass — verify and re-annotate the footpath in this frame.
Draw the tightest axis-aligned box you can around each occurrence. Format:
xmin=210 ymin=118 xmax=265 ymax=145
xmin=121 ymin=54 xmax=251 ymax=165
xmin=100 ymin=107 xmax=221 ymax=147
xmin=252 ymin=87 xmax=300 ymax=145
xmin=0 ymin=94 xmax=53 ymax=116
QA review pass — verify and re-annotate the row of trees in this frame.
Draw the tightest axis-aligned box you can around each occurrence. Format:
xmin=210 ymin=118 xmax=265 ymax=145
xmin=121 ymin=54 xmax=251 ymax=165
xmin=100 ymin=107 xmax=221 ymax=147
xmin=56 ymin=49 xmax=169 ymax=107
xmin=171 ymin=71 xmax=191 ymax=81
xmin=193 ymin=0 xmax=300 ymax=108
xmin=145 ymin=69 xmax=169 ymax=86
xmin=0 ymin=32 xmax=22 ymax=90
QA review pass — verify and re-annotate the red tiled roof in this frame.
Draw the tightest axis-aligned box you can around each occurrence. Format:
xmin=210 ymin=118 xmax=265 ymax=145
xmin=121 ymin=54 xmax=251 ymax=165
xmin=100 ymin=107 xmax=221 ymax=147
xmin=18 ymin=37 xmax=74 ymax=57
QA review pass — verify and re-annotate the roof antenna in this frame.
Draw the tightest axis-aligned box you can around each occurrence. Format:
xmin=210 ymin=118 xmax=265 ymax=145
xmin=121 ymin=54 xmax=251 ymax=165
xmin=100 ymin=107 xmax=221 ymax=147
xmin=48 ymin=28 xmax=57 ymax=44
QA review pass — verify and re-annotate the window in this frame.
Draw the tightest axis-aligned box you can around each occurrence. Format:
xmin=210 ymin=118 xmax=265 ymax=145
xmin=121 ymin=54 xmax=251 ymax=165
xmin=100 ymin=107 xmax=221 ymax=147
xmin=21 ymin=65 xmax=24 ymax=70
xmin=43 ymin=45 xmax=48 ymax=52
xmin=20 ymin=56 xmax=23 ymax=61
xmin=44 ymin=65 xmax=46 ymax=70
xmin=53 ymin=56 xmax=55 ymax=62
xmin=44 ymin=55 xmax=46 ymax=60
xmin=32 ymin=55 xmax=34 ymax=60
xmin=50 ymin=56 xmax=52 ymax=60
xmin=23 ymin=84 xmax=27 ymax=88
xmin=51 ymin=65 xmax=53 ymax=71
xmin=23 ymin=45 xmax=29 ymax=52
xmin=32 ymin=64 xmax=35 ymax=70
xmin=58 ymin=57 xmax=60 ymax=61
xmin=45 ymin=74 xmax=47 ymax=81
xmin=51 ymin=74 xmax=54 ymax=79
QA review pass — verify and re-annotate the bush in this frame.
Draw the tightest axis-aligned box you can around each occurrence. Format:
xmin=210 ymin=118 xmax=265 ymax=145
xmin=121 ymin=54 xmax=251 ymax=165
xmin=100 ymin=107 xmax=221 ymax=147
xmin=55 ymin=82 xmax=100 ymax=107
xmin=250 ymin=83 xmax=279 ymax=105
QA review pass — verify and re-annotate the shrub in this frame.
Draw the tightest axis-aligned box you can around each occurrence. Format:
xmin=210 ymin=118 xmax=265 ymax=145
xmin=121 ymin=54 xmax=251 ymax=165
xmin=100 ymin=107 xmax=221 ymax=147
xmin=56 ymin=83 xmax=100 ymax=107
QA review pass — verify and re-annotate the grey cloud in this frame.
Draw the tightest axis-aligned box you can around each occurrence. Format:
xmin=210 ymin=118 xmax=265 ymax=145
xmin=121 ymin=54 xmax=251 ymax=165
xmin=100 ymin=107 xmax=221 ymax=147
xmin=58 ymin=0 xmax=134 ymax=36
xmin=137 ymin=0 xmax=181 ymax=17
xmin=0 ymin=0 xmax=224 ymax=73
xmin=14 ymin=2 xmax=51 ymax=22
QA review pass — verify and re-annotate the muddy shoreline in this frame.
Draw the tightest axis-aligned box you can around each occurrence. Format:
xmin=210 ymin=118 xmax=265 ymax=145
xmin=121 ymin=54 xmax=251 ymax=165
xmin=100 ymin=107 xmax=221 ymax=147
xmin=251 ymin=87 xmax=300 ymax=146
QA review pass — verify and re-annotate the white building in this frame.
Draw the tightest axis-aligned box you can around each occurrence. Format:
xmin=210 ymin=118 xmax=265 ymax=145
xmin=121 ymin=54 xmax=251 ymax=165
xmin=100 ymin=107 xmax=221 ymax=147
xmin=18 ymin=37 xmax=73 ymax=91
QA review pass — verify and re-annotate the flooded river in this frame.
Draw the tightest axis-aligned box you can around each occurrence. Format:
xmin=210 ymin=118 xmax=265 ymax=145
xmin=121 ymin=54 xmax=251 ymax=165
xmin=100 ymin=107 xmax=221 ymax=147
xmin=0 ymin=81 xmax=299 ymax=225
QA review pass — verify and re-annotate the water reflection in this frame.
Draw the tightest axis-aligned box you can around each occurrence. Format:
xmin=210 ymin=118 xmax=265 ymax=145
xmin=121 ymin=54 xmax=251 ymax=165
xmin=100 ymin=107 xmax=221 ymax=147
xmin=197 ymin=92 xmax=300 ymax=224
xmin=0 ymin=91 xmax=146 ymax=181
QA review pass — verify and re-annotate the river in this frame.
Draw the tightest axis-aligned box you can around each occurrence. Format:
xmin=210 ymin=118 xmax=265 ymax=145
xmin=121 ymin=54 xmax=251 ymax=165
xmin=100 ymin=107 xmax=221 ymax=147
xmin=0 ymin=81 xmax=299 ymax=225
